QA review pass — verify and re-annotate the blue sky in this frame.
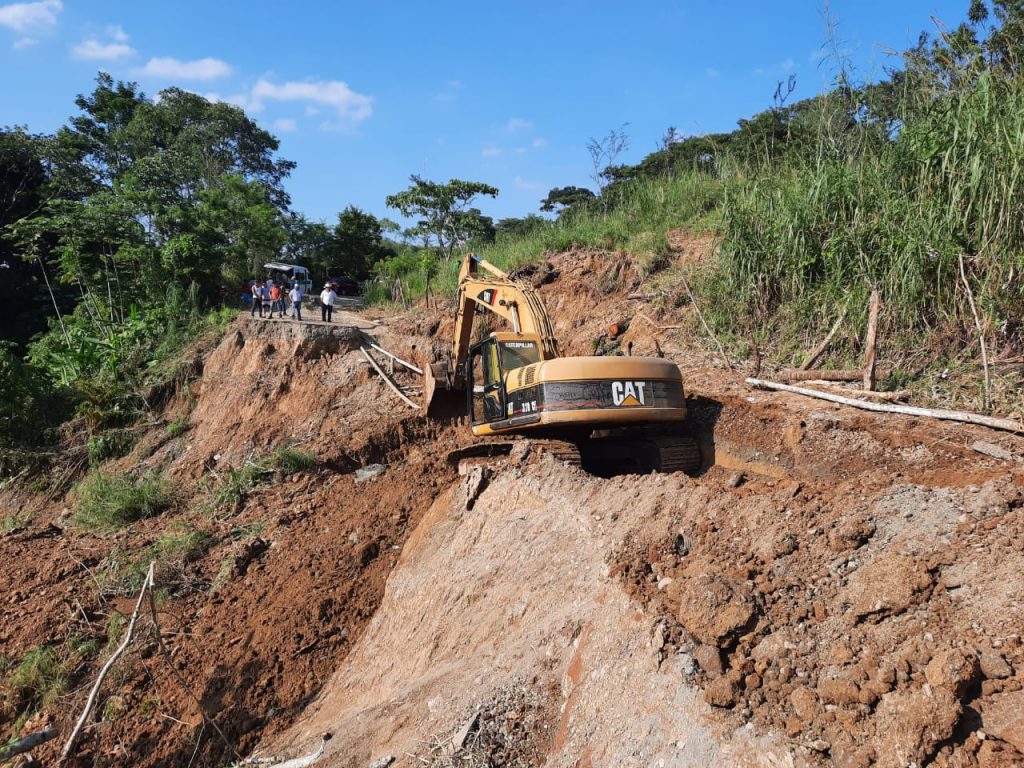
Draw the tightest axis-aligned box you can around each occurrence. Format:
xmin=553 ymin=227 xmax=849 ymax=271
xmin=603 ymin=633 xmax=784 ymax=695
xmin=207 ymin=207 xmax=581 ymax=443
xmin=2 ymin=1 xmax=968 ymax=225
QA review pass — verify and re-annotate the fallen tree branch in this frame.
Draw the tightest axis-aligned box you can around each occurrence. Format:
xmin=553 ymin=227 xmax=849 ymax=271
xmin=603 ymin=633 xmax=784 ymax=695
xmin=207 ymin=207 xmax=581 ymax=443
xmin=680 ymin=277 xmax=733 ymax=370
xmin=746 ymin=378 xmax=1024 ymax=434
xmin=959 ymin=254 xmax=991 ymax=411
xmin=367 ymin=342 xmax=423 ymax=376
xmin=0 ymin=728 xmax=58 ymax=762
xmin=61 ymin=561 xmax=156 ymax=763
xmin=799 ymin=303 xmax=849 ymax=371
xmin=234 ymin=734 xmax=332 ymax=767
xmin=361 ymin=348 xmax=419 ymax=410
xmin=806 ymin=384 xmax=911 ymax=402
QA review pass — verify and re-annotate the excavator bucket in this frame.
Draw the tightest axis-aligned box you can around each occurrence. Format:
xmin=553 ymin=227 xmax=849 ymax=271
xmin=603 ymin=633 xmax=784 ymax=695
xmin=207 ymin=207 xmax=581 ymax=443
xmin=423 ymin=361 xmax=466 ymax=419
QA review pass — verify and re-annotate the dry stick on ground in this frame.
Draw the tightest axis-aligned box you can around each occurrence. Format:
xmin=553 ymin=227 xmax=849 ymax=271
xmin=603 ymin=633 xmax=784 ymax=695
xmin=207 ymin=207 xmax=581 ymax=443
xmin=680 ymin=276 xmax=733 ymax=370
xmin=235 ymin=733 xmax=332 ymax=767
xmin=959 ymin=253 xmax=992 ymax=411
xmin=0 ymin=727 xmax=58 ymax=762
xmin=862 ymin=287 xmax=881 ymax=391
xmin=802 ymin=382 xmax=912 ymax=402
xmin=361 ymin=347 xmax=419 ymax=410
xmin=746 ymin=378 xmax=1024 ymax=433
xmin=779 ymin=368 xmax=892 ymax=383
xmin=367 ymin=342 xmax=423 ymax=376
xmin=60 ymin=562 xmax=156 ymax=763
xmin=799 ymin=303 xmax=849 ymax=371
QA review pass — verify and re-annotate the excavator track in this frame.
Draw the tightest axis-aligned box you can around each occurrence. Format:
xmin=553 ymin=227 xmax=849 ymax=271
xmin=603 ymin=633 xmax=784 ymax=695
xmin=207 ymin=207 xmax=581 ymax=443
xmin=649 ymin=436 xmax=703 ymax=475
xmin=523 ymin=439 xmax=583 ymax=468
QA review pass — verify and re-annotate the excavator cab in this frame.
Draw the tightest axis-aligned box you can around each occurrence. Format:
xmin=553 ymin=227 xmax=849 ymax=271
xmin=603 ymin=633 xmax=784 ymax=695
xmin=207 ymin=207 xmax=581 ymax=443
xmin=467 ymin=337 xmax=505 ymax=424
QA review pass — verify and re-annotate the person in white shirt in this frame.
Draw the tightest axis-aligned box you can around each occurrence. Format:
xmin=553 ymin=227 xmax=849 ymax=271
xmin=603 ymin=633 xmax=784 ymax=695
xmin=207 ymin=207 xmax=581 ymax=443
xmin=289 ymin=283 xmax=304 ymax=321
xmin=320 ymin=283 xmax=337 ymax=322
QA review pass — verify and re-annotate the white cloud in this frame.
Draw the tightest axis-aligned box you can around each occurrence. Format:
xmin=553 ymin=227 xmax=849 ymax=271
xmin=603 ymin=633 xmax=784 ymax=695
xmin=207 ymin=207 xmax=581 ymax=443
xmin=72 ymin=38 xmax=135 ymax=60
xmin=0 ymin=0 xmax=61 ymax=34
xmin=514 ymin=175 xmax=544 ymax=191
xmin=12 ymin=35 xmax=35 ymax=48
xmin=250 ymin=78 xmax=372 ymax=121
xmin=304 ymin=105 xmax=319 ymax=116
xmin=105 ymin=24 xmax=127 ymax=42
xmin=531 ymin=137 xmax=547 ymax=149
xmin=481 ymin=145 xmax=502 ymax=158
xmin=138 ymin=56 xmax=232 ymax=81
xmin=272 ymin=117 xmax=297 ymax=133
xmin=781 ymin=57 xmax=795 ymax=73
xmin=505 ymin=117 xmax=533 ymax=133
xmin=706 ymin=67 xmax=720 ymax=78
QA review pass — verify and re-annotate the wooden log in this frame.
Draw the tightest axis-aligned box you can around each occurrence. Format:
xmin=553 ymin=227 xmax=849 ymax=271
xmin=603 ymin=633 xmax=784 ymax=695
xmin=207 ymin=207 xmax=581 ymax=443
xmin=863 ymin=287 xmax=881 ymax=391
xmin=0 ymin=728 xmax=58 ymax=761
xmin=626 ymin=292 xmax=656 ymax=300
xmin=361 ymin=348 xmax=419 ymax=410
xmin=367 ymin=343 xmax=423 ymax=376
xmin=799 ymin=304 xmax=848 ymax=371
xmin=746 ymin=378 xmax=1024 ymax=434
xmin=779 ymin=368 xmax=891 ymax=383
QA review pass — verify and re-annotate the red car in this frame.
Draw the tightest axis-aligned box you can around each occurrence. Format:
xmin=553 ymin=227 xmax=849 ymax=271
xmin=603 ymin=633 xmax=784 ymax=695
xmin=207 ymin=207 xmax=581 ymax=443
xmin=327 ymin=276 xmax=361 ymax=296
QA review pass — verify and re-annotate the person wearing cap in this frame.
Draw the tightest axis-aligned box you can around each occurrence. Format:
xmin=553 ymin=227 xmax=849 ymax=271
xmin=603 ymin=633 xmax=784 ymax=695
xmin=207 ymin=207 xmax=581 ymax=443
xmin=289 ymin=282 xmax=304 ymax=321
xmin=320 ymin=282 xmax=337 ymax=322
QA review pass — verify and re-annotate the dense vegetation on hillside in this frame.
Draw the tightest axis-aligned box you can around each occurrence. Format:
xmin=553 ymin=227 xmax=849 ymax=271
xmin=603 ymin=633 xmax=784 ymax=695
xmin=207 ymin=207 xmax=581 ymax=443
xmin=2 ymin=0 xmax=1022 ymax=468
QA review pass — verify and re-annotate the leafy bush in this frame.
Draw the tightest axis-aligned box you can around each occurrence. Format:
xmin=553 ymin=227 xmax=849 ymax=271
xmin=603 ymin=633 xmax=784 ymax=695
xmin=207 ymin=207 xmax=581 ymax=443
xmin=165 ymin=419 xmax=189 ymax=439
xmin=72 ymin=471 xmax=175 ymax=532
xmin=269 ymin=446 xmax=316 ymax=475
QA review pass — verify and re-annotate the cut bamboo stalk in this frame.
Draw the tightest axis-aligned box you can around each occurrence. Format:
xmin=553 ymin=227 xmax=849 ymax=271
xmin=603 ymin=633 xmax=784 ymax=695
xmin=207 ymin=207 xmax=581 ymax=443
xmin=361 ymin=347 xmax=419 ymax=410
xmin=799 ymin=304 xmax=848 ymax=370
xmin=367 ymin=342 xmax=423 ymax=376
xmin=746 ymin=378 xmax=1023 ymax=433
xmin=959 ymin=254 xmax=991 ymax=411
xmin=863 ymin=287 xmax=881 ymax=391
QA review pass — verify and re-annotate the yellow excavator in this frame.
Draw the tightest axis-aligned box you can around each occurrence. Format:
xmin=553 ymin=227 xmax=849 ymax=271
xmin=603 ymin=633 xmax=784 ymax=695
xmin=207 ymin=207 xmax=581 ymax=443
xmin=424 ymin=253 xmax=702 ymax=474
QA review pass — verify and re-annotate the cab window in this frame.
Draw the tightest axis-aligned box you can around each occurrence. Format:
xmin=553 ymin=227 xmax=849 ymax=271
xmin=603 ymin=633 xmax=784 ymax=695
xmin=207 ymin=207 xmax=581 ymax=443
xmin=468 ymin=339 xmax=505 ymax=424
xmin=499 ymin=341 xmax=539 ymax=371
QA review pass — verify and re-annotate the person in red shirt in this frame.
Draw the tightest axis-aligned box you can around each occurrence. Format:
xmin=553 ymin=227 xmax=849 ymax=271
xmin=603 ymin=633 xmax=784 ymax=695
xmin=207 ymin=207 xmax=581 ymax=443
xmin=269 ymin=282 xmax=283 ymax=318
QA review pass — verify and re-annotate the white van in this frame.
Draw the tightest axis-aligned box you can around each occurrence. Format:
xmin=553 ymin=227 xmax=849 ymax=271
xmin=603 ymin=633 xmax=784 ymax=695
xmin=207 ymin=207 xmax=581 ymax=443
xmin=264 ymin=262 xmax=313 ymax=294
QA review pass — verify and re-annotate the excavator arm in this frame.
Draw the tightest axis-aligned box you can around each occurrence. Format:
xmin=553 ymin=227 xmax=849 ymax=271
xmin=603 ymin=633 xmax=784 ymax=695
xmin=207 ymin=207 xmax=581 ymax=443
xmin=424 ymin=253 xmax=560 ymax=413
xmin=450 ymin=254 xmax=560 ymax=375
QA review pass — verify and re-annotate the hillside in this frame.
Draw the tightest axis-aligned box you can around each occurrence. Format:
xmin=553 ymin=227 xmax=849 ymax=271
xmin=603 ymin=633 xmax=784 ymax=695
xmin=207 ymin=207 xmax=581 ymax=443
xmin=2 ymin=243 xmax=1023 ymax=768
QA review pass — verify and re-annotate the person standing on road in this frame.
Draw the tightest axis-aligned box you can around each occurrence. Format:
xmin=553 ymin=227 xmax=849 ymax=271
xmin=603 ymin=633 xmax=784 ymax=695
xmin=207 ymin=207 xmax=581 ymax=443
xmin=320 ymin=283 xmax=337 ymax=322
xmin=289 ymin=282 xmax=304 ymax=321
xmin=250 ymin=279 xmax=264 ymax=318
xmin=269 ymin=282 xmax=283 ymax=318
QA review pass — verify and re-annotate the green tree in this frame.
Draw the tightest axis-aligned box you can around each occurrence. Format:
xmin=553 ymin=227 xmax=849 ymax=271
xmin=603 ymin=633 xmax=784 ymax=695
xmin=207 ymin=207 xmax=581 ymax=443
xmin=332 ymin=206 xmax=392 ymax=279
xmin=385 ymin=175 xmax=498 ymax=261
xmin=539 ymin=186 xmax=596 ymax=217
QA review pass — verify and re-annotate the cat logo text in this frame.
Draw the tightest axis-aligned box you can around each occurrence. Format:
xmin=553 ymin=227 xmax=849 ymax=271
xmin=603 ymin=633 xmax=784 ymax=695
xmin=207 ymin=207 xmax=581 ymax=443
xmin=611 ymin=381 xmax=647 ymax=407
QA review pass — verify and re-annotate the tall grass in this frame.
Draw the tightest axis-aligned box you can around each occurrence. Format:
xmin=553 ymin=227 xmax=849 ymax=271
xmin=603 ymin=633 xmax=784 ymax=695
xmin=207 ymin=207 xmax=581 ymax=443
xmin=705 ymin=69 xmax=1024 ymax=360
xmin=72 ymin=470 xmax=175 ymax=532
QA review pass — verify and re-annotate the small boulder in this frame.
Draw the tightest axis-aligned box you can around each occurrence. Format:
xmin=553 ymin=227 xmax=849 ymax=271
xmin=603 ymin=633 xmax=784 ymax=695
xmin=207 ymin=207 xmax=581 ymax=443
xmin=871 ymin=687 xmax=961 ymax=768
xmin=704 ymin=675 xmax=739 ymax=708
xmin=925 ymin=647 xmax=980 ymax=699
xmin=980 ymin=652 xmax=1013 ymax=680
xmin=677 ymin=574 xmax=757 ymax=647
xmin=983 ymin=689 xmax=1024 ymax=753
xmin=790 ymin=685 xmax=820 ymax=725
xmin=693 ymin=644 xmax=724 ymax=677
xmin=819 ymin=677 xmax=861 ymax=706
xmin=841 ymin=554 xmax=933 ymax=623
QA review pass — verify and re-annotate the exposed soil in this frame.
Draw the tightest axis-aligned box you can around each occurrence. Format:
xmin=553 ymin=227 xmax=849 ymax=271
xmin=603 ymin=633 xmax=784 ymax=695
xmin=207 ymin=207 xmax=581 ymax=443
xmin=3 ymin=239 xmax=1024 ymax=768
